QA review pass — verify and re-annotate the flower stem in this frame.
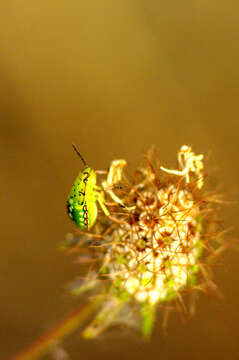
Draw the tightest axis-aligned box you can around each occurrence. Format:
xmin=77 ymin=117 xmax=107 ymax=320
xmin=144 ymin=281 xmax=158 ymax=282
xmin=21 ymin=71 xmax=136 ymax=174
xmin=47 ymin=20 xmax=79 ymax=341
xmin=10 ymin=300 xmax=102 ymax=360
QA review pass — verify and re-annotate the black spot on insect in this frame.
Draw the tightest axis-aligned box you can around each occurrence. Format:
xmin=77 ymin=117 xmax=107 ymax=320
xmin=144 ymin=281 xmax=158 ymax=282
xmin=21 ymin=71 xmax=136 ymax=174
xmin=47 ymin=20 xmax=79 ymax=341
xmin=66 ymin=202 xmax=73 ymax=216
xmin=83 ymin=173 xmax=89 ymax=183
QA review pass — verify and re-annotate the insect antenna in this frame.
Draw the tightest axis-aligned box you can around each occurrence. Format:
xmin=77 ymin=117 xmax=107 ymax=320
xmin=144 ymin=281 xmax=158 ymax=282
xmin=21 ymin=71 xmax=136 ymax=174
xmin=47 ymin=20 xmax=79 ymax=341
xmin=72 ymin=144 xmax=88 ymax=166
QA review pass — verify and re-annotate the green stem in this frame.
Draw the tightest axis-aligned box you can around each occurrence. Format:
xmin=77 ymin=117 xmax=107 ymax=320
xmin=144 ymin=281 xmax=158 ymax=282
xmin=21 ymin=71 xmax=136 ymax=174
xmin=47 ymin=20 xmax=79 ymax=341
xmin=140 ymin=302 xmax=156 ymax=341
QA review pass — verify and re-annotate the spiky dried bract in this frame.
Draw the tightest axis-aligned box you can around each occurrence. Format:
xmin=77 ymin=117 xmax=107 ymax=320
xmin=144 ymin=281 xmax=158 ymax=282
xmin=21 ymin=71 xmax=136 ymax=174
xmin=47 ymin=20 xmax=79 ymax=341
xmin=63 ymin=145 xmax=225 ymax=339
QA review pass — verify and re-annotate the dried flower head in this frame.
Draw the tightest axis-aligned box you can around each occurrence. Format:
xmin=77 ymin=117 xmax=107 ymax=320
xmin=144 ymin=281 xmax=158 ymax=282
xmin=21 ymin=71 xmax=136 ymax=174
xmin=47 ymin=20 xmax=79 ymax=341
xmin=63 ymin=145 xmax=226 ymax=339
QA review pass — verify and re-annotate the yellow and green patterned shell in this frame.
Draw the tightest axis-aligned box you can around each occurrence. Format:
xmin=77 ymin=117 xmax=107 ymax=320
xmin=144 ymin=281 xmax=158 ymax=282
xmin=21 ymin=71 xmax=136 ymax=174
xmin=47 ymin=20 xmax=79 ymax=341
xmin=67 ymin=167 xmax=99 ymax=230
xmin=67 ymin=145 xmax=109 ymax=230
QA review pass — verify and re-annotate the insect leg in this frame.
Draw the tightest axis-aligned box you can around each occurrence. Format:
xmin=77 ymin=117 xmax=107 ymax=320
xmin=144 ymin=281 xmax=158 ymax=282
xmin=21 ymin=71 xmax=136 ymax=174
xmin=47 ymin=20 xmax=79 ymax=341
xmin=95 ymin=192 xmax=110 ymax=216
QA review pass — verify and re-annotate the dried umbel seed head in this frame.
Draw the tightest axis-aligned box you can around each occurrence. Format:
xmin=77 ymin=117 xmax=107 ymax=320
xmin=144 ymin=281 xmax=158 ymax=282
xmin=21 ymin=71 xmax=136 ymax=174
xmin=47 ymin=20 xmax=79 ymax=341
xmin=104 ymin=185 xmax=201 ymax=305
xmin=63 ymin=145 xmax=226 ymax=339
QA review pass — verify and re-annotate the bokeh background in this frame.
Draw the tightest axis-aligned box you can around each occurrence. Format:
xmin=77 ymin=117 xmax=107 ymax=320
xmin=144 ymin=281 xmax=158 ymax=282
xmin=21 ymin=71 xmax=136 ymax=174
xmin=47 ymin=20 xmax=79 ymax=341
xmin=1 ymin=1 xmax=239 ymax=359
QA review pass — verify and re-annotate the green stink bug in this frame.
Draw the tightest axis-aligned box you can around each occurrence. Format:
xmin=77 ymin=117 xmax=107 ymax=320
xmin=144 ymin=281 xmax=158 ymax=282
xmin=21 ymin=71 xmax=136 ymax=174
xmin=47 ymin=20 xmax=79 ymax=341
xmin=67 ymin=145 xmax=109 ymax=230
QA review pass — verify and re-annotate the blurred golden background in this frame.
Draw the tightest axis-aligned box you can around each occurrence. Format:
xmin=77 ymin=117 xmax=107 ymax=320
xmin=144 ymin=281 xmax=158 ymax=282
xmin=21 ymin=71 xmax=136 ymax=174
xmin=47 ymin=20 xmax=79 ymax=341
xmin=0 ymin=0 xmax=239 ymax=359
